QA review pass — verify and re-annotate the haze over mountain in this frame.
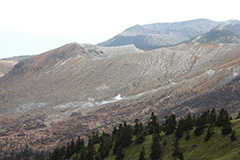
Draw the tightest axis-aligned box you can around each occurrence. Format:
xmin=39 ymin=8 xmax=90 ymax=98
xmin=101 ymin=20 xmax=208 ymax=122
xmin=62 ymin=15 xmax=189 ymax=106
xmin=1 ymin=19 xmax=240 ymax=158
xmin=98 ymin=19 xmax=240 ymax=50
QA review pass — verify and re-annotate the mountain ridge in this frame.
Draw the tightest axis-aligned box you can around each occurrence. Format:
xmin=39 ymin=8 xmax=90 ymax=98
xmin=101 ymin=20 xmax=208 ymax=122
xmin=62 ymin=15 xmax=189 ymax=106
xmin=98 ymin=19 xmax=240 ymax=50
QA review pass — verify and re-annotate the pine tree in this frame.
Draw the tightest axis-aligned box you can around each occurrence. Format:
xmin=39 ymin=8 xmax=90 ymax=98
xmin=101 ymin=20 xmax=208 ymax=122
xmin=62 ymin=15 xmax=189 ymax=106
xmin=185 ymin=130 xmax=190 ymax=141
xmin=230 ymin=130 xmax=237 ymax=141
xmin=221 ymin=117 xmax=232 ymax=135
xmin=163 ymin=114 xmax=177 ymax=135
xmin=204 ymin=124 xmax=214 ymax=142
xmin=97 ymin=133 xmax=113 ymax=159
xmin=147 ymin=112 xmax=160 ymax=134
xmin=184 ymin=113 xmax=194 ymax=131
xmin=150 ymin=133 xmax=162 ymax=160
xmin=194 ymin=115 xmax=205 ymax=136
xmin=216 ymin=108 xmax=228 ymax=127
xmin=134 ymin=119 xmax=140 ymax=135
xmin=175 ymin=118 xmax=185 ymax=139
xmin=86 ymin=139 xmax=95 ymax=160
xmin=115 ymin=144 xmax=124 ymax=160
xmin=138 ymin=147 xmax=147 ymax=160
xmin=113 ymin=122 xmax=133 ymax=155
xmin=210 ymin=108 xmax=217 ymax=124
xmin=172 ymin=138 xmax=184 ymax=160
xmin=49 ymin=147 xmax=60 ymax=160
xmin=65 ymin=143 xmax=71 ymax=159
xmin=69 ymin=139 xmax=76 ymax=157
xmin=136 ymin=131 xmax=145 ymax=144
xmin=75 ymin=136 xmax=84 ymax=153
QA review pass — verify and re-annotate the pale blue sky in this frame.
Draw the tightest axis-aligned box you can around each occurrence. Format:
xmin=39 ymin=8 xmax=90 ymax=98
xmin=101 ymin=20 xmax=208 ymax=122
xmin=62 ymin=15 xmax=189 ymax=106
xmin=0 ymin=0 xmax=239 ymax=58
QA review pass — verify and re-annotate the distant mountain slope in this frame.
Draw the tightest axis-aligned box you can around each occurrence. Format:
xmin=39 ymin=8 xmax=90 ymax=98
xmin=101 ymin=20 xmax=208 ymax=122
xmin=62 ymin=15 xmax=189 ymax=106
xmin=98 ymin=19 xmax=220 ymax=50
xmin=1 ymin=55 xmax=33 ymax=62
xmin=0 ymin=60 xmax=17 ymax=77
xmin=192 ymin=29 xmax=240 ymax=44
xmin=214 ymin=23 xmax=240 ymax=35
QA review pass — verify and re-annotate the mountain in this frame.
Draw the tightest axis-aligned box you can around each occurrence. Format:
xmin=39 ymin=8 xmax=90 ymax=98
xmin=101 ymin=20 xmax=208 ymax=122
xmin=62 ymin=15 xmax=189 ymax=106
xmin=98 ymin=19 xmax=221 ymax=50
xmin=192 ymin=29 xmax=240 ymax=44
xmin=1 ymin=55 xmax=33 ymax=62
xmin=1 ymin=42 xmax=240 ymax=157
xmin=0 ymin=60 xmax=17 ymax=77
xmin=214 ymin=23 xmax=240 ymax=35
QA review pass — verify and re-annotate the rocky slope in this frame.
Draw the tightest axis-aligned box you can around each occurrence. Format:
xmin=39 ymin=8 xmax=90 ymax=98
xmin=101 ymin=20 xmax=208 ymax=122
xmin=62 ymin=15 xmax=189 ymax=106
xmin=0 ymin=60 xmax=17 ymax=77
xmin=98 ymin=19 xmax=240 ymax=50
xmin=0 ymin=42 xmax=240 ymax=156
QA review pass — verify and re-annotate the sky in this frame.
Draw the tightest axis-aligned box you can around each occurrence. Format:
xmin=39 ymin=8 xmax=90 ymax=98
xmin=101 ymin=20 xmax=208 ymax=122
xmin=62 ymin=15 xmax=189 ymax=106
xmin=0 ymin=0 xmax=239 ymax=58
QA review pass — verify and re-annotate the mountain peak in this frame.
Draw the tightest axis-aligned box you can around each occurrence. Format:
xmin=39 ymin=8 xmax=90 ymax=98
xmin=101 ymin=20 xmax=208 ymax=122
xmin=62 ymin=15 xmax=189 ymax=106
xmin=98 ymin=19 xmax=221 ymax=50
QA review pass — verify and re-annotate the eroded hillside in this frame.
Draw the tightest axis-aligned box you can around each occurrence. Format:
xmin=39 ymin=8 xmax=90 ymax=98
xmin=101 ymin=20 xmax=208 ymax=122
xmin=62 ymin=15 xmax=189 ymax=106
xmin=0 ymin=42 xmax=240 ymax=156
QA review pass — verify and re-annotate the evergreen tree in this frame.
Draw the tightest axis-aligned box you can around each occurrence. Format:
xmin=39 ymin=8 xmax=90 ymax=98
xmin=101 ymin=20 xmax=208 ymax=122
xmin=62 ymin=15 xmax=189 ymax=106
xmin=216 ymin=108 xmax=228 ymax=127
xmin=185 ymin=130 xmax=190 ymax=141
xmin=65 ymin=143 xmax=71 ymax=159
xmin=201 ymin=110 xmax=210 ymax=126
xmin=150 ymin=133 xmax=162 ymax=160
xmin=134 ymin=119 xmax=140 ymax=135
xmin=113 ymin=122 xmax=133 ymax=155
xmin=86 ymin=139 xmax=95 ymax=160
xmin=172 ymin=138 xmax=184 ymax=160
xmin=221 ymin=117 xmax=232 ymax=135
xmin=75 ymin=136 xmax=84 ymax=153
xmin=175 ymin=118 xmax=185 ymax=139
xmin=113 ymin=139 xmax=121 ymax=155
xmin=163 ymin=114 xmax=177 ymax=135
xmin=135 ymin=131 xmax=145 ymax=144
xmin=194 ymin=115 xmax=205 ymax=136
xmin=49 ymin=147 xmax=61 ymax=160
xmin=78 ymin=148 xmax=87 ymax=160
xmin=97 ymin=133 xmax=113 ymax=159
xmin=69 ymin=139 xmax=76 ymax=156
xmin=210 ymin=108 xmax=217 ymax=124
xmin=230 ymin=130 xmax=237 ymax=141
xmin=147 ymin=112 xmax=160 ymax=134
xmin=138 ymin=147 xmax=147 ymax=160
xmin=184 ymin=113 xmax=194 ymax=131
xmin=204 ymin=124 xmax=214 ymax=142
xmin=115 ymin=145 xmax=124 ymax=160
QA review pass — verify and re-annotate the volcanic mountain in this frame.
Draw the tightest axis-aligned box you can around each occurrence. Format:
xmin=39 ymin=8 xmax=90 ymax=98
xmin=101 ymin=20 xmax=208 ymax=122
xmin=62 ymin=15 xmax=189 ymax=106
xmin=98 ymin=19 xmax=240 ymax=50
xmin=0 ymin=60 xmax=17 ymax=77
xmin=1 ymin=42 xmax=240 ymax=157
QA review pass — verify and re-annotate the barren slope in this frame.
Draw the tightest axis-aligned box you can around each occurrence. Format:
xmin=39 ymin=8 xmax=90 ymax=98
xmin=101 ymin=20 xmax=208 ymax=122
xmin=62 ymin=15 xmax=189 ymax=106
xmin=0 ymin=60 xmax=17 ymax=77
xmin=1 ymin=42 xmax=240 ymax=156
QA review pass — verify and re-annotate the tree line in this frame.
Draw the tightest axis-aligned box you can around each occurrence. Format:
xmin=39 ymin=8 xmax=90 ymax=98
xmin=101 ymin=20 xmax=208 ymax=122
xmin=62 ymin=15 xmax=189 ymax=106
xmin=47 ymin=108 xmax=239 ymax=160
